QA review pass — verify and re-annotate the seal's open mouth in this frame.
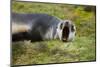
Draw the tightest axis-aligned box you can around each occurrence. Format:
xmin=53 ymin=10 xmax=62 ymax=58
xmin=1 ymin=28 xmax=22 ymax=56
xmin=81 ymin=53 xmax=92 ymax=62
xmin=62 ymin=26 xmax=69 ymax=42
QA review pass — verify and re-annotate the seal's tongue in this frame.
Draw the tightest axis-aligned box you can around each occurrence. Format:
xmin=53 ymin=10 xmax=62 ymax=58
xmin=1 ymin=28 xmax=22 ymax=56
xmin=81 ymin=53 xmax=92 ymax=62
xmin=62 ymin=26 xmax=69 ymax=42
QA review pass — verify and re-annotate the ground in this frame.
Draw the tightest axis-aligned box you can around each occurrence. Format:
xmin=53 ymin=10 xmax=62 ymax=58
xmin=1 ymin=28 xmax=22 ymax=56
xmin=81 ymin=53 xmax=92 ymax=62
xmin=12 ymin=1 xmax=96 ymax=66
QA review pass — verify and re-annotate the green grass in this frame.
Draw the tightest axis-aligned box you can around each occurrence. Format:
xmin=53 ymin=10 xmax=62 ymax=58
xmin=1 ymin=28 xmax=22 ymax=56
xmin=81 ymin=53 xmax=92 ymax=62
xmin=12 ymin=1 xmax=96 ymax=65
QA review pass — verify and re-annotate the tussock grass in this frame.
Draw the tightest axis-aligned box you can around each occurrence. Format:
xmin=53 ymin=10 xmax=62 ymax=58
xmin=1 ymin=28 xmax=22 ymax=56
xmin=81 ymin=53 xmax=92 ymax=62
xmin=12 ymin=1 xmax=96 ymax=65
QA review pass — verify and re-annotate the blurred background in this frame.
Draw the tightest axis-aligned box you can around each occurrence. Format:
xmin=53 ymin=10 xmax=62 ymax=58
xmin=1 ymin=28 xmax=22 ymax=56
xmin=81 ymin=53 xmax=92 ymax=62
xmin=12 ymin=1 xmax=96 ymax=66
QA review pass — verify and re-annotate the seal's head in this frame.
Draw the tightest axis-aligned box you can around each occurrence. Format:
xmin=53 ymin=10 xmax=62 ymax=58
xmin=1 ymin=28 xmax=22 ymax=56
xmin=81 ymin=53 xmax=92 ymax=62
xmin=57 ymin=20 xmax=76 ymax=42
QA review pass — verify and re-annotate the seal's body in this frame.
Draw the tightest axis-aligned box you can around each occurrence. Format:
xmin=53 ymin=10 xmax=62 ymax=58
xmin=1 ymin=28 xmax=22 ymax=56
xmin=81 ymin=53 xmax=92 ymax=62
xmin=12 ymin=13 xmax=76 ymax=42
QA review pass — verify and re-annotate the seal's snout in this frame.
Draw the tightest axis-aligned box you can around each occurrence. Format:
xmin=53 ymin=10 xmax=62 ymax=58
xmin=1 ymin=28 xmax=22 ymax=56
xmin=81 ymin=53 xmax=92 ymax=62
xmin=65 ymin=21 xmax=69 ymax=26
xmin=61 ymin=20 xmax=76 ymax=42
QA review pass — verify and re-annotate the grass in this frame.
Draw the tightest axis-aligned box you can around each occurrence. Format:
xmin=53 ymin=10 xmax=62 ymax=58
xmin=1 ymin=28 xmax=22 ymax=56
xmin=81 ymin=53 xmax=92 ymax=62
xmin=12 ymin=1 xmax=96 ymax=66
xmin=12 ymin=36 xmax=95 ymax=65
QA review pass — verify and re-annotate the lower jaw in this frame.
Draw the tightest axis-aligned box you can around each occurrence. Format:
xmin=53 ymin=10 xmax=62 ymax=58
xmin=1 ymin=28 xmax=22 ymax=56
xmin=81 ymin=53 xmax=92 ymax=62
xmin=62 ymin=38 xmax=67 ymax=42
xmin=62 ymin=40 xmax=67 ymax=42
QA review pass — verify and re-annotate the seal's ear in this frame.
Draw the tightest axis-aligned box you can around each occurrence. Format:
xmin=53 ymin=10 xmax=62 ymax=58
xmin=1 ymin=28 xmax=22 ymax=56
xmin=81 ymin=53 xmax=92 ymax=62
xmin=60 ymin=23 xmax=63 ymax=29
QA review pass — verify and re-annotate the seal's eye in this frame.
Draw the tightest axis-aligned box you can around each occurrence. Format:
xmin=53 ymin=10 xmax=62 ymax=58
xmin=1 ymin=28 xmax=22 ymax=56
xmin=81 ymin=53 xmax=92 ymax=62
xmin=71 ymin=25 xmax=75 ymax=32
xmin=60 ymin=23 xmax=63 ymax=29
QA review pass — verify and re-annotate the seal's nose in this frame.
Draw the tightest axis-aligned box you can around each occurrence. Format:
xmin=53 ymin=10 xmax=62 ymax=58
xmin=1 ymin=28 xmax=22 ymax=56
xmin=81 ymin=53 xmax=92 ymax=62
xmin=65 ymin=21 xmax=69 ymax=25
